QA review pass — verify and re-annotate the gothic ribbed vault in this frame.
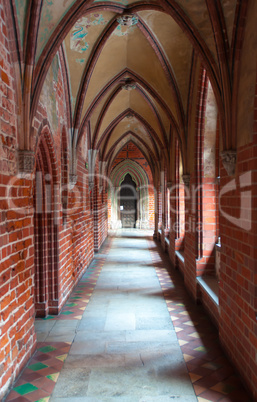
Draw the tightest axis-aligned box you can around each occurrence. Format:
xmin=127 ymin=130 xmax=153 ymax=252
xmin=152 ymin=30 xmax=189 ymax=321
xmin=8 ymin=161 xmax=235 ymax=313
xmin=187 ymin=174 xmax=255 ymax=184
xmin=11 ymin=0 xmax=252 ymax=180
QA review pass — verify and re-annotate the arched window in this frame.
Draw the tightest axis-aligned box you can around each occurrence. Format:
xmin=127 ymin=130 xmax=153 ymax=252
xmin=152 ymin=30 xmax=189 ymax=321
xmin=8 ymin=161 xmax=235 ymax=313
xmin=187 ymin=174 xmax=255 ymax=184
xmin=196 ymin=73 xmax=219 ymax=279
xmin=174 ymin=138 xmax=185 ymax=251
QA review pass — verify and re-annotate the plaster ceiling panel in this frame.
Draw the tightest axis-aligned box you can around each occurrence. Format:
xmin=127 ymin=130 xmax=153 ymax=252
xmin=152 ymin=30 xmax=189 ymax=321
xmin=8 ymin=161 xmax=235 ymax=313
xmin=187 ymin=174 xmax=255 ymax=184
xmin=89 ymin=90 xmax=112 ymax=141
xmin=63 ymin=11 xmax=115 ymax=114
xmin=130 ymin=90 xmax=162 ymax=141
xmin=104 ymin=117 xmax=156 ymax=157
xmin=14 ymin=0 xmax=29 ymax=47
xmin=136 ymin=85 xmax=171 ymax=138
xmin=220 ymin=0 xmax=237 ymax=46
xmin=126 ymin=24 xmax=178 ymax=120
xmin=138 ymin=10 xmax=192 ymax=113
xmin=36 ymin=0 xmax=77 ymax=62
xmin=147 ymin=92 xmax=171 ymax=139
xmin=80 ymin=29 xmax=128 ymax=122
xmin=109 ymin=135 xmax=154 ymax=167
xmin=175 ymin=0 xmax=217 ymax=63
xmin=96 ymin=89 xmax=131 ymax=142
xmin=38 ymin=54 xmax=61 ymax=134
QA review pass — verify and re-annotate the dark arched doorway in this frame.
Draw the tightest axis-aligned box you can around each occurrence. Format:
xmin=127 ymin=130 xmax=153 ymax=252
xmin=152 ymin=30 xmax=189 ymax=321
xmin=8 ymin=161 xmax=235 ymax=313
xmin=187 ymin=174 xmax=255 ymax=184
xmin=120 ymin=174 xmax=137 ymax=228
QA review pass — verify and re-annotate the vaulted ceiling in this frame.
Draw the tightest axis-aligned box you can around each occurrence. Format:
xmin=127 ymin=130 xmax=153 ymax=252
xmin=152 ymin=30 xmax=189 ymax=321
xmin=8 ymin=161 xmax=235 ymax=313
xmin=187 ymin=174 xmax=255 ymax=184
xmin=12 ymin=0 xmax=243 ymax=175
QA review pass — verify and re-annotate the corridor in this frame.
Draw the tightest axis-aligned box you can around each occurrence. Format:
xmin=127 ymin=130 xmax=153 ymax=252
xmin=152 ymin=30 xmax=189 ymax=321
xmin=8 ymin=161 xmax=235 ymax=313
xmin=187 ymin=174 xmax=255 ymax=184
xmin=5 ymin=231 xmax=252 ymax=402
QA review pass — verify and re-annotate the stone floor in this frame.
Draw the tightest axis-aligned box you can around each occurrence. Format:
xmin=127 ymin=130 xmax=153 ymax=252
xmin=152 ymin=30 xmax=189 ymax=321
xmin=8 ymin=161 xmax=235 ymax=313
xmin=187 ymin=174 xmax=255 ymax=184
xmin=5 ymin=230 xmax=253 ymax=402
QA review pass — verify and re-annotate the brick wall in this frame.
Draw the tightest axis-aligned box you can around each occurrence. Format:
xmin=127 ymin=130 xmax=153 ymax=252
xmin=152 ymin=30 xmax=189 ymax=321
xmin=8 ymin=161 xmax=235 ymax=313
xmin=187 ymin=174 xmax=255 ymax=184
xmin=198 ymin=285 xmax=219 ymax=328
xmin=0 ymin=3 xmax=36 ymax=397
xmin=219 ymin=143 xmax=257 ymax=399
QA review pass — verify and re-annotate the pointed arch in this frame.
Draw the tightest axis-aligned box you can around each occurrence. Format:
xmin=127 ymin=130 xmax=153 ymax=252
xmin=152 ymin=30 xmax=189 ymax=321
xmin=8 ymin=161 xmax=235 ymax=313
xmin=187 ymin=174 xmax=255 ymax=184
xmin=97 ymin=109 xmax=162 ymax=158
xmin=110 ymin=159 xmax=149 ymax=189
xmin=33 ymin=121 xmax=60 ymax=317
xmin=105 ymin=133 xmax=156 ymax=177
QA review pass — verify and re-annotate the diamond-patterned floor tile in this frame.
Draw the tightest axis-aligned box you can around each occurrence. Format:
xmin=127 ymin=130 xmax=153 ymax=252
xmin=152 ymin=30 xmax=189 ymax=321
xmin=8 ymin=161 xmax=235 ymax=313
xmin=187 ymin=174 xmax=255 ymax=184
xmin=183 ymin=354 xmax=195 ymax=362
xmin=14 ymin=383 xmax=39 ymax=396
xmin=148 ymin=238 xmax=253 ymax=402
xmin=27 ymin=363 xmax=48 ymax=372
xmin=38 ymin=346 xmax=57 ymax=354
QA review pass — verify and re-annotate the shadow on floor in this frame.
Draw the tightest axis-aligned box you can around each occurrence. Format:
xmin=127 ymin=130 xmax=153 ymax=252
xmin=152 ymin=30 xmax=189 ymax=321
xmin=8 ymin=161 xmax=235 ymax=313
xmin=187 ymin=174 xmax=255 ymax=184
xmin=150 ymin=238 xmax=253 ymax=402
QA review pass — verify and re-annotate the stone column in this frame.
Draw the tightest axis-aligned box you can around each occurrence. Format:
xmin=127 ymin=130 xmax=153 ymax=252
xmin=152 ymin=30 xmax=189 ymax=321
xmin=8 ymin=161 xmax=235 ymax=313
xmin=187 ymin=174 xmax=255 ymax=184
xmin=111 ymin=186 xmax=121 ymax=229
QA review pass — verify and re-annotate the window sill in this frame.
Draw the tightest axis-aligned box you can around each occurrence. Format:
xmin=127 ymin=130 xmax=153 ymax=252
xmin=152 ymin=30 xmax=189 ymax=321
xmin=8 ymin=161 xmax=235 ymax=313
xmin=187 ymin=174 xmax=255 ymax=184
xmin=175 ymin=250 xmax=185 ymax=264
xmin=197 ymin=276 xmax=219 ymax=306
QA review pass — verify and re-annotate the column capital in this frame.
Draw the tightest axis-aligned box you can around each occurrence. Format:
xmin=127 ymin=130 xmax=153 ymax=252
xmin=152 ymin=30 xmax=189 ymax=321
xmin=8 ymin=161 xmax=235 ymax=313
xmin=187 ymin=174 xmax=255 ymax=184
xmin=220 ymin=150 xmax=237 ymax=176
xmin=69 ymin=174 xmax=77 ymax=188
xmin=182 ymin=174 xmax=190 ymax=188
xmin=17 ymin=149 xmax=34 ymax=174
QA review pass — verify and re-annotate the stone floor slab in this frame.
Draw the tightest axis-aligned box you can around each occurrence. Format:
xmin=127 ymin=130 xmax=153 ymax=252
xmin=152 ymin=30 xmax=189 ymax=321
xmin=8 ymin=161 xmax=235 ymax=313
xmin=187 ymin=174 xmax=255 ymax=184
xmin=50 ymin=230 xmax=197 ymax=401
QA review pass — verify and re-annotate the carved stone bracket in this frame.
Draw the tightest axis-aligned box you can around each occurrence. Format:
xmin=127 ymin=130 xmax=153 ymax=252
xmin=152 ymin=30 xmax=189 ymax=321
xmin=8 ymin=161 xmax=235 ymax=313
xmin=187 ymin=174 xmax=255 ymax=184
xmin=182 ymin=174 xmax=190 ymax=188
xmin=117 ymin=14 xmax=138 ymax=26
xmin=69 ymin=174 xmax=77 ymax=189
xmin=17 ymin=150 xmax=35 ymax=174
xmin=122 ymin=80 xmax=137 ymax=91
xmin=89 ymin=180 xmax=94 ymax=192
xmin=221 ymin=150 xmax=237 ymax=176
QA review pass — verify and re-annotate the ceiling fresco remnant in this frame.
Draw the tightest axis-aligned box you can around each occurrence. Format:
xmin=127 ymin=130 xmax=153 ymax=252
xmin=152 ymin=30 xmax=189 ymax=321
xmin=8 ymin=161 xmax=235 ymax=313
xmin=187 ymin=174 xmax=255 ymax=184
xmin=39 ymin=54 xmax=61 ymax=133
xmin=113 ymin=23 xmax=137 ymax=37
xmin=70 ymin=14 xmax=108 ymax=53
xmin=63 ymin=11 xmax=115 ymax=115
xmin=14 ymin=0 xmax=29 ymax=47
xmin=36 ymin=0 xmax=77 ymax=61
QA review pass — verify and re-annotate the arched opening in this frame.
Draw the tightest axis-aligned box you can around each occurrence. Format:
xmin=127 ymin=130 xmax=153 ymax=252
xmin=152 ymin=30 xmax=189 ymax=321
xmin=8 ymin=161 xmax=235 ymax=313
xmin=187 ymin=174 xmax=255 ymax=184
xmin=174 ymin=139 xmax=185 ymax=251
xmin=196 ymin=76 xmax=219 ymax=278
xmin=108 ymin=144 xmax=154 ymax=230
xmin=34 ymin=130 xmax=60 ymax=317
xmin=119 ymin=173 xmax=138 ymax=228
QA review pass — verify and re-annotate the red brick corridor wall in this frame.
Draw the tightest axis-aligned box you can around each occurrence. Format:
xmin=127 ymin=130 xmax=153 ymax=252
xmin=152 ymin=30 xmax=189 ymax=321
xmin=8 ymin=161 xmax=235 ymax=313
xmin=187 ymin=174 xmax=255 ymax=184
xmin=218 ymin=98 xmax=257 ymax=397
xmin=59 ymin=149 xmax=95 ymax=303
xmin=0 ymin=31 xmax=100 ymax=396
xmin=0 ymin=3 xmax=36 ymax=396
xmin=162 ymin=70 xmax=257 ymax=399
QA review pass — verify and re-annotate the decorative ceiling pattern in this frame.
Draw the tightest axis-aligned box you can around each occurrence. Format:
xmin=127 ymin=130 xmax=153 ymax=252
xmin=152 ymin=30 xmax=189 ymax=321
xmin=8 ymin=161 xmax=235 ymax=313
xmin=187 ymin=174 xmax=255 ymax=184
xmin=12 ymin=0 xmax=242 ymax=176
